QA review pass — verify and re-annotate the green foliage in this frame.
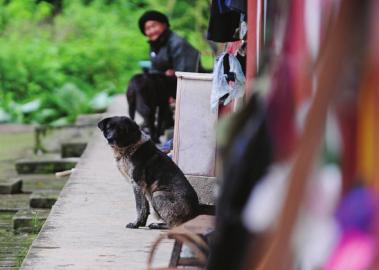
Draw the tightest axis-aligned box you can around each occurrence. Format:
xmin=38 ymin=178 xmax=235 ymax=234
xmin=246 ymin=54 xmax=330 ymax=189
xmin=0 ymin=0 xmax=211 ymax=125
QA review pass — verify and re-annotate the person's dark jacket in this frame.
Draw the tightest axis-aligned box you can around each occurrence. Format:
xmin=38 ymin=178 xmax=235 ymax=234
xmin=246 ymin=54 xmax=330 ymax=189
xmin=149 ymin=29 xmax=200 ymax=73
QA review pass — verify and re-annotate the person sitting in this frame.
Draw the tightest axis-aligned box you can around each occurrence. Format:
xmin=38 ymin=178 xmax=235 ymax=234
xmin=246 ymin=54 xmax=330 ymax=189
xmin=138 ymin=10 xmax=202 ymax=75
xmin=127 ymin=10 xmax=204 ymax=145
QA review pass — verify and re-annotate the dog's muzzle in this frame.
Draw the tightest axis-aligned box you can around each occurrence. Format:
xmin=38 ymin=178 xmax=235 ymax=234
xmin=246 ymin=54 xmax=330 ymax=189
xmin=104 ymin=130 xmax=116 ymax=145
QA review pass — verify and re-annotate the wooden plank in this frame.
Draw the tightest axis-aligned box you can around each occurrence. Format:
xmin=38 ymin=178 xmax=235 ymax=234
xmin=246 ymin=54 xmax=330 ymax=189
xmin=168 ymin=241 xmax=182 ymax=267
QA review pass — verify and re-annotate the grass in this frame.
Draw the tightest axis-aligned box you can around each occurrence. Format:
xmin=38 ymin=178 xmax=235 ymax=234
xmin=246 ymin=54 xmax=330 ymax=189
xmin=15 ymin=234 xmax=36 ymax=268
xmin=31 ymin=211 xmax=44 ymax=234
xmin=0 ymin=212 xmax=37 ymax=269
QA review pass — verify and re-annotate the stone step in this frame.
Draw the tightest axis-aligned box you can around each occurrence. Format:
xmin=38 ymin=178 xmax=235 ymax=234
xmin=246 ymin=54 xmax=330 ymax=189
xmin=21 ymin=174 xmax=68 ymax=193
xmin=0 ymin=178 xmax=22 ymax=194
xmin=29 ymin=190 xmax=59 ymax=209
xmin=35 ymin=124 xmax=94 ymax=154
xmin=15 ymin=155 xmax=78 ymax=174
xmin=0 ymin=194 xmax=30 ymax=211
xmin=61 ymin=141 xmax=87 ymax=158
xmin=0 ymin=212 xmax=13 ymax=231
xmin=0 ymin=262 xmax=16 ymax=268
xmin=12 ymin=209 xmax=50 ymax=233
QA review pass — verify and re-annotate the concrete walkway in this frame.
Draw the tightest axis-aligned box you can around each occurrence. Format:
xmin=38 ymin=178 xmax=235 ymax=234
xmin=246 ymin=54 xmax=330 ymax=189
xmin=21 ymin=95 xmax=173 ymax=269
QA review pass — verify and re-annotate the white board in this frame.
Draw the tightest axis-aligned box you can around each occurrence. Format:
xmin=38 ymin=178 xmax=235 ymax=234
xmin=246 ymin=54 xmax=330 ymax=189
xmin=173 ymin=72 xmax=217 ymax=177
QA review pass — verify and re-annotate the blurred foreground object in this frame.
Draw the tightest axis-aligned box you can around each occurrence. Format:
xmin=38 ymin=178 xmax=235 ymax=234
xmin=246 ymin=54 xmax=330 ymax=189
xmin=206 ymin=0 xmax=379 ymax=269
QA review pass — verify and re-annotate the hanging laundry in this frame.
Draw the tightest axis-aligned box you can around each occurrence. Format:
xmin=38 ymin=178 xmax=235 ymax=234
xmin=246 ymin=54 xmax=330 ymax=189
xmin=226 ymin=40 xmax=247 ymax=75
xmin=210 ymin=52 xmax=245 ymax=112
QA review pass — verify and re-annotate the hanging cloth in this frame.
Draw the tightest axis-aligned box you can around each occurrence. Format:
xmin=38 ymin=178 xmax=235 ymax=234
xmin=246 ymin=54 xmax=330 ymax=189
xmin=210 ymin=53 xmax=245 ymax=112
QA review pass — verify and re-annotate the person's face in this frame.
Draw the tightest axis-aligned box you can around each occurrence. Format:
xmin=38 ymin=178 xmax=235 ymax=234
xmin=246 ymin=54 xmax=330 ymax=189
xmin=144 ymin=20 xmax=167 ymax=41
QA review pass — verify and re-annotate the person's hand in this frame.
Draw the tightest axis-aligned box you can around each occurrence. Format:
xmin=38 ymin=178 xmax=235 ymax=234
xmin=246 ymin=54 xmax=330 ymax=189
xmin=165 ymin=69 xmax=175 ymax=77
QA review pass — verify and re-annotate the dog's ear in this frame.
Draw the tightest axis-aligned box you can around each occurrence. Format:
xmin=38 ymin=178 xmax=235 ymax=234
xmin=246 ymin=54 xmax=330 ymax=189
xmin=97 ymin=118 xmax=110 ymax=131
xmin=128 ymin=117 xmax=140 ymax=130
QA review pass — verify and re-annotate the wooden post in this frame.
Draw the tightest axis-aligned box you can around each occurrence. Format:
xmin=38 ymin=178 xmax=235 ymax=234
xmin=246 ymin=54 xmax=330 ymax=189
xmin=245 ymin=0 xmax=259 ymax=98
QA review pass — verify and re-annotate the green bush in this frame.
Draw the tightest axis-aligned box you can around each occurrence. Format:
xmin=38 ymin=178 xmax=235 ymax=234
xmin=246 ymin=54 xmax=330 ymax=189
xmin=0 ymin=0 xmax=211 ymax=124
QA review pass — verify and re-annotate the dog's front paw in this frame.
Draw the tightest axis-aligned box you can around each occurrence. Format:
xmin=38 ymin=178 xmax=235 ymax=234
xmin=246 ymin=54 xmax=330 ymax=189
xmin=126 ymin=222 xmax=140 ymax=229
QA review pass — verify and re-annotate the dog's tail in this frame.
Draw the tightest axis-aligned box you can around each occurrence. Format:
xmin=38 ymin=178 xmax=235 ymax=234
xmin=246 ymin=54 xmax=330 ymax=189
xmin=126 ymin=82 xmax=136 ymax=120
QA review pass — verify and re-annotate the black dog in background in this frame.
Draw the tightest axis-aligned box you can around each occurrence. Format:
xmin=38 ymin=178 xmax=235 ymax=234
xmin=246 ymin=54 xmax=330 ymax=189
xmin=126 ymin=73 xmax=176 ymax=143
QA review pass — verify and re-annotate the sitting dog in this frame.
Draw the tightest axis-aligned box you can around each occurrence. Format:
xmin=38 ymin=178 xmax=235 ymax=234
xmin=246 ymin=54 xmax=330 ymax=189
xmin=98 ymin=116 xmax=199 ymax=229
xmin=126 ymin=73 xmax=176 ymax=143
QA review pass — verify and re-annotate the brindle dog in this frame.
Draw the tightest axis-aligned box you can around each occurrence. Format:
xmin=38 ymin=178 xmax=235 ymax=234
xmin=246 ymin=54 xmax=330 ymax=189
xmin=98 ymin=116 xmax=199 ymax=229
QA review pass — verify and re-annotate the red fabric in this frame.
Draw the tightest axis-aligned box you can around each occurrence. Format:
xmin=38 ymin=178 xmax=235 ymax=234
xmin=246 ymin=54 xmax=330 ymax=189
xmin=266 ymin=58 xmax=297 ymax=161
xmin=337 ymin=105 xmax=357 ymax=193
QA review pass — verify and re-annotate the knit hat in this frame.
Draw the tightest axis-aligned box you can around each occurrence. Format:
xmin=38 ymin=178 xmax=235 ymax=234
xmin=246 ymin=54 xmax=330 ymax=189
xmin=138 ymin=10 xmax=170 ymax=35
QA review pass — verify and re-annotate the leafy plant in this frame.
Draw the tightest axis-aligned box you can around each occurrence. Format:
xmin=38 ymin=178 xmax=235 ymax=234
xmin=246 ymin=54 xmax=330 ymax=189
xmin=0 ymin=0 xmax=211 ymax=125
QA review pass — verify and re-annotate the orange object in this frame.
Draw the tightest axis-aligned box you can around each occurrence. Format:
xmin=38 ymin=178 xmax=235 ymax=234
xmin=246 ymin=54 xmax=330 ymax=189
xmin=356 ymin=67 xmax=376 ymax=188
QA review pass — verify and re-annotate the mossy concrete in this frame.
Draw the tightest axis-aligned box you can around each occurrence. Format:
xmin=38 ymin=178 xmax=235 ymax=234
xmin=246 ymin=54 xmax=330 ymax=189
xmin=0 ymin=194 xmax=30 ymax=211
xmin=21 ymin=174 xmax=68 ymax=193
xmin=0 ymin=212 xmax=37 ymax=269
xmin=15 ymin=156 xmax=78 ymax=174
xmin=0 ymin=132 xmax=34 ymax=180
xmin=0 ymin=212 xmax=14 ymax=230
xmin=0 ymin=178 xmax=23 ymax=194
xmin=12 ymin=209 xmax=50 ymax=233
xmin=0 ymin=132 xmax=34 ymax=162
xmin=35 ymin=125 xmax=94 ymax=154
xmin=61 ymin=141 xmax=87 ymax=158
xmin=0 ymin=128 xmax=37 ymax=268
xmin=29 ymin=190 xmax=59 ymax=209
xmin=0 ymin=126 xmax=64 ymax=267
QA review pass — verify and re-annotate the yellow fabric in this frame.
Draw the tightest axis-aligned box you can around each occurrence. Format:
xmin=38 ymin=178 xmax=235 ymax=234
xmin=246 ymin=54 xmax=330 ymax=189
xmin=357 ymin=68 xmax=377 ymax=187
